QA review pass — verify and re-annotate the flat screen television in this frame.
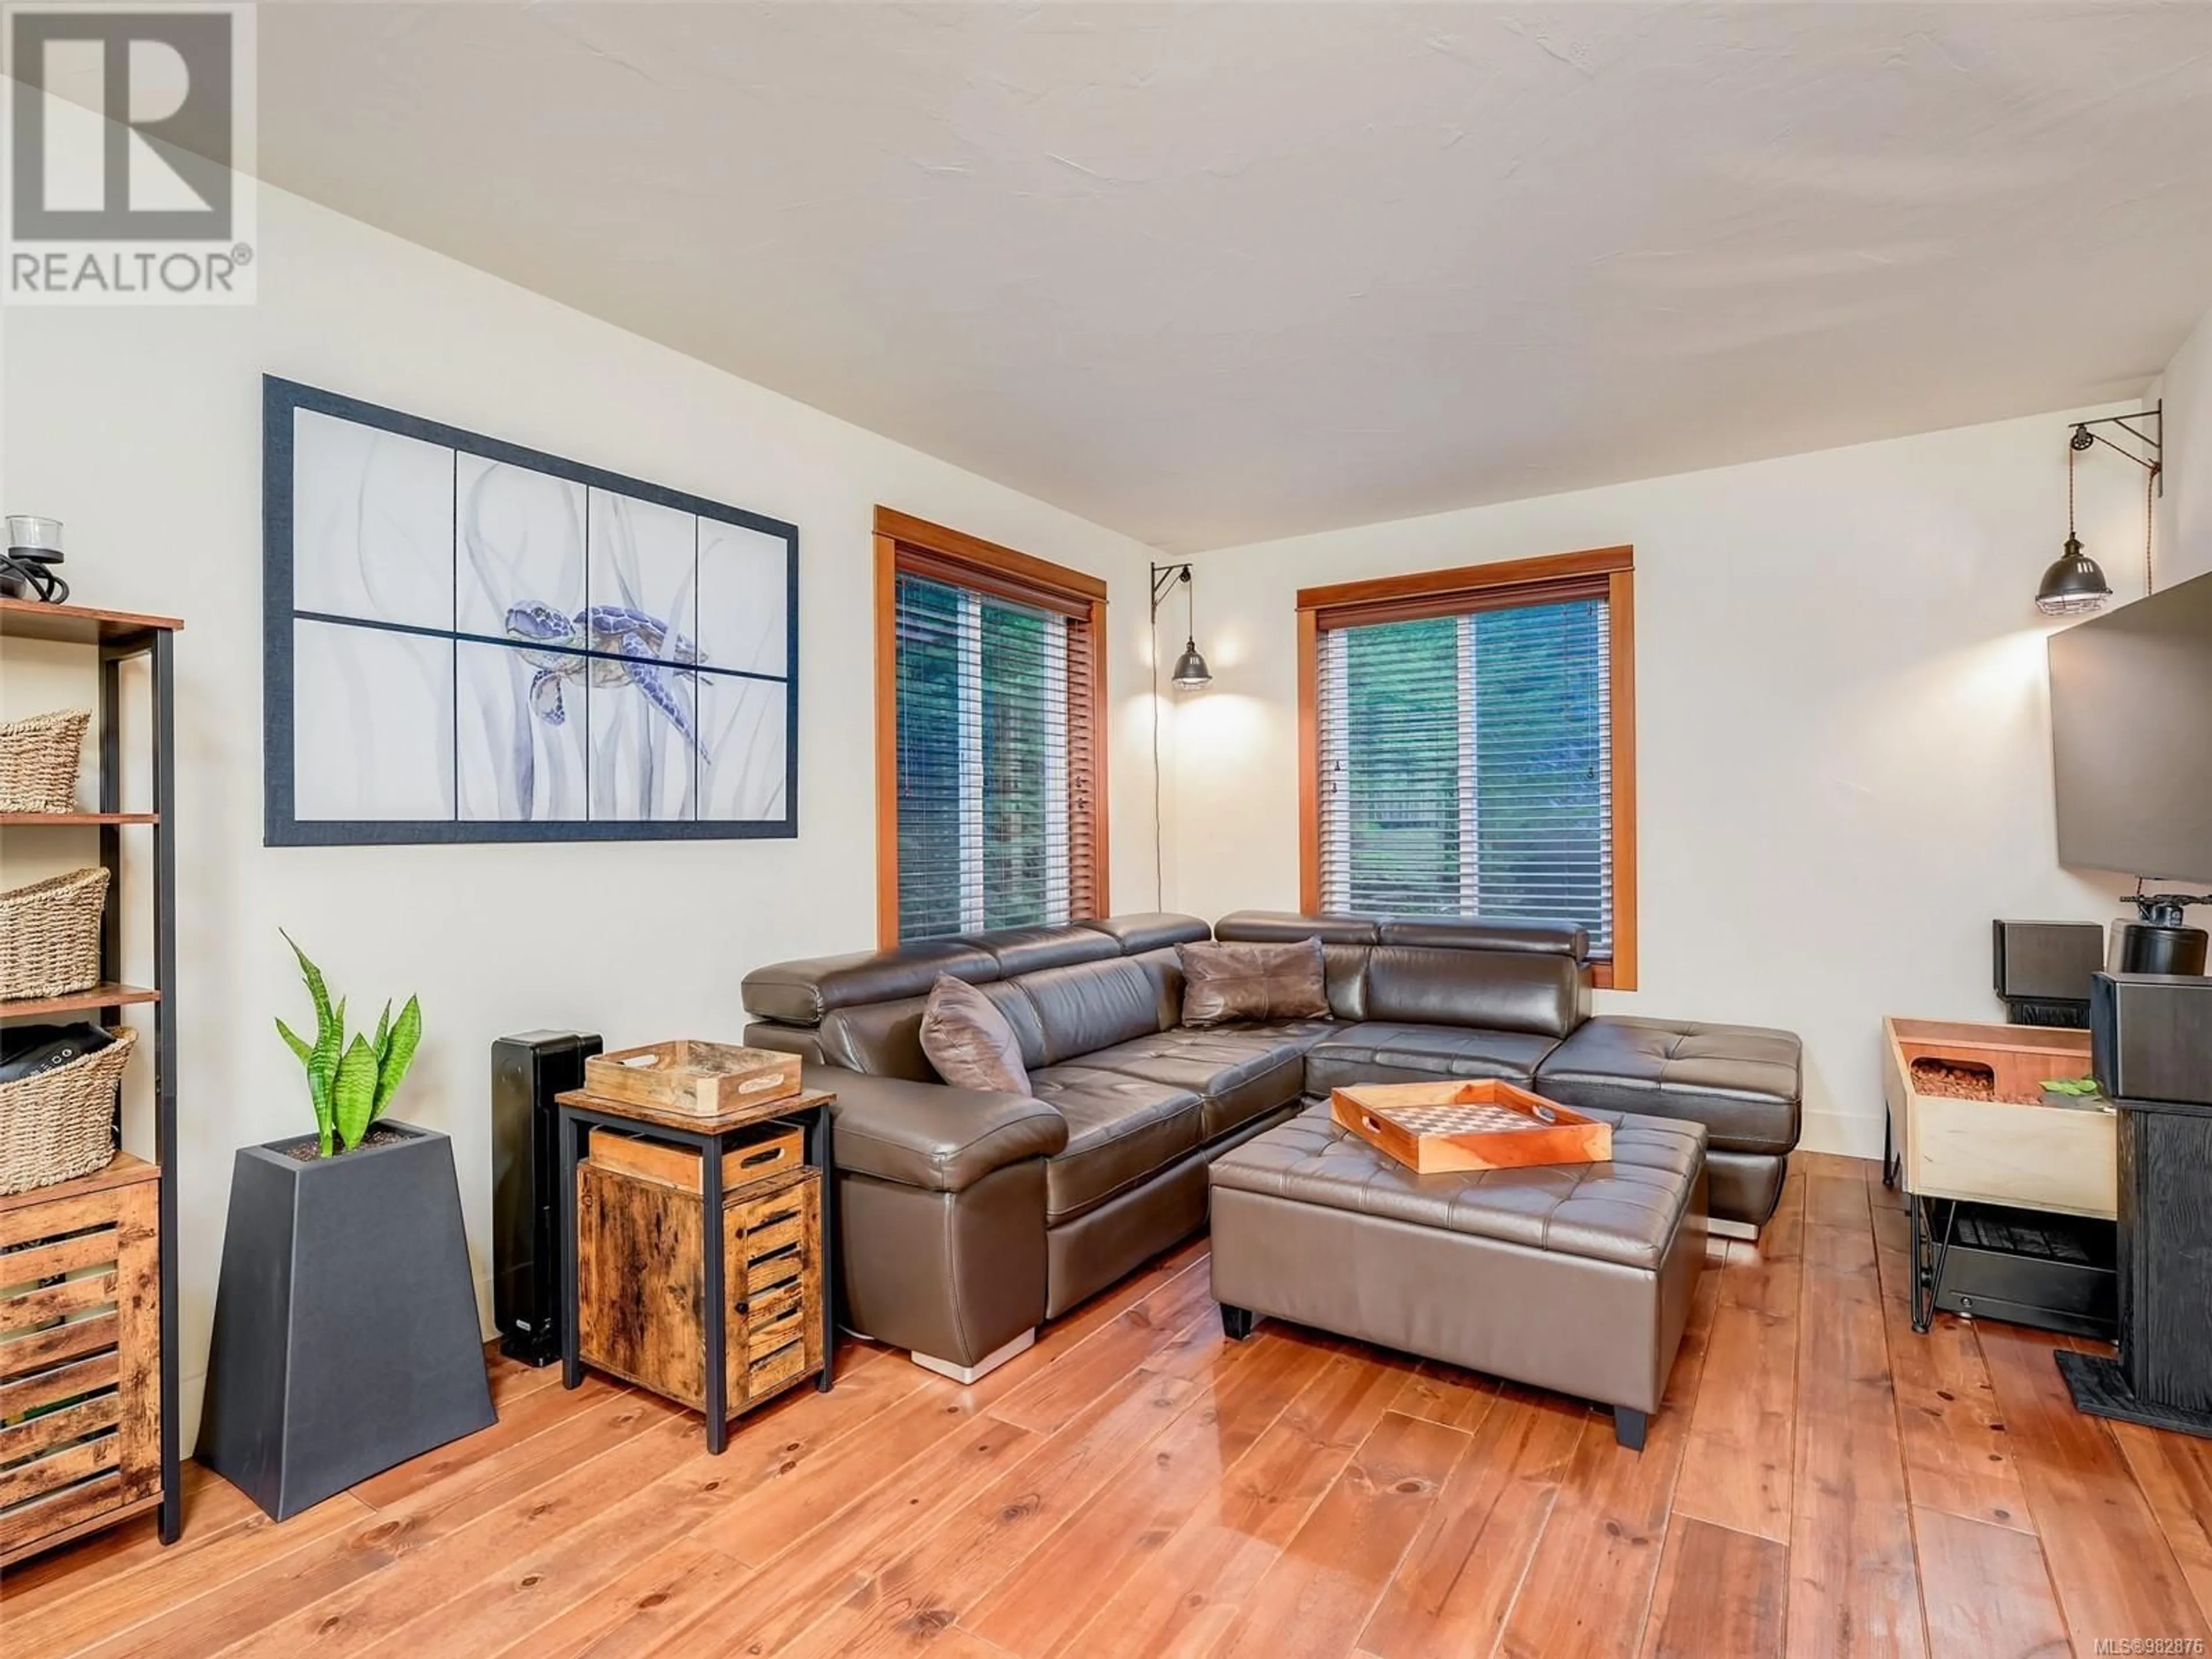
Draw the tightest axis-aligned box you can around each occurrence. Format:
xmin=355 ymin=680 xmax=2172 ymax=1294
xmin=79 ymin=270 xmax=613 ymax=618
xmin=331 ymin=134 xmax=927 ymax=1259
xmin=2048 ymin=568 xmax=2212 ymax=884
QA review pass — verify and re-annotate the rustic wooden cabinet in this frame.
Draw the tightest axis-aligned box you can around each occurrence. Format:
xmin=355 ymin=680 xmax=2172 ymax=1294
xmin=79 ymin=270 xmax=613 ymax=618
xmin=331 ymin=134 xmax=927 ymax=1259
xmin=575 ymin=1152 xmax=824 ymax=1416
xmin=0 ymin=1154 xmax=162 ymax=1566
xmin=556 ymin=1085 xmax=837 ymax=1453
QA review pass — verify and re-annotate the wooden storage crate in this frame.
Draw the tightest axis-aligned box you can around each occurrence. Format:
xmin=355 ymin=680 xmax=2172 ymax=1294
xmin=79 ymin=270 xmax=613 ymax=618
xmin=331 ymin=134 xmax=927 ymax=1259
xmin=575 ymin=1160 xmax=823 ymax=1420
xmin=0 ymin=1154 xmax=161 ymax=1566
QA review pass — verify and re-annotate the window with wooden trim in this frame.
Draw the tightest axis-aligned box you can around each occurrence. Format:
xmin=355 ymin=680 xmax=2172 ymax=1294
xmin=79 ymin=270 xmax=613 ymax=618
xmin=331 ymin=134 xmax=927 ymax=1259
xmin=874 ymin=507 xmax=1109 ymax=945
xmin=1297 ymin=547 xmax=1638 ymax=989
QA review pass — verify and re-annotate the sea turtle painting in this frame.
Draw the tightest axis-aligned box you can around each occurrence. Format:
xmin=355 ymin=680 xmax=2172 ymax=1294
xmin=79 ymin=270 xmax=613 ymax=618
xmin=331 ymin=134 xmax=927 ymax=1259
xmin=503 ymin=600 xmax=705 ymax=753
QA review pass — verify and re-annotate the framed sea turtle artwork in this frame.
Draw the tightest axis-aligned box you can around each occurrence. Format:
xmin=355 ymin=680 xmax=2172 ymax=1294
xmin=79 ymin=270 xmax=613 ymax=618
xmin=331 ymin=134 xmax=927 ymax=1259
xmin=262 ymin=377 xmax=798 ymax=844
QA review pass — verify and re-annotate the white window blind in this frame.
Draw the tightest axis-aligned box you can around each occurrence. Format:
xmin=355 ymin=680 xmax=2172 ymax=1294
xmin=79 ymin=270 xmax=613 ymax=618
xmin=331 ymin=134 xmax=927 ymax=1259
xmin=894 ymin=571 xmax=1086 ymax=940
xmin=1317 ymin=596 xmax=1614 ymax=956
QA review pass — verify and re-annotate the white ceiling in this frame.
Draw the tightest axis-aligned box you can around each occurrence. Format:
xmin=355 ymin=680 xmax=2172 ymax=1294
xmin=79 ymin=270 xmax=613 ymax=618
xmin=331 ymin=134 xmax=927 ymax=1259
xmin=251 ymin=3 xmax=2212 ymax=552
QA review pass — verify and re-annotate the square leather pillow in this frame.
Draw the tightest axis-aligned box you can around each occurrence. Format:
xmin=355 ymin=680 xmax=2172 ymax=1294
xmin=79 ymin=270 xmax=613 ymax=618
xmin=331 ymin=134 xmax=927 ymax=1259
xmin=920 ymin=974 xmax=1031 ymax=1094
xmin=1176 ymin=938 xmax=1329 ymax=1028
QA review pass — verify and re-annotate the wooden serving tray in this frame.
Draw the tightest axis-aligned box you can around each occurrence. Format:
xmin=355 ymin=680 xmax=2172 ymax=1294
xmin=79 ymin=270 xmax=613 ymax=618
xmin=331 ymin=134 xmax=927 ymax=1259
xmin=584 ymin=1040 xmax=801 ymax=1118
xmin=1331 ymin=1080 xmax=1612 ymax=1173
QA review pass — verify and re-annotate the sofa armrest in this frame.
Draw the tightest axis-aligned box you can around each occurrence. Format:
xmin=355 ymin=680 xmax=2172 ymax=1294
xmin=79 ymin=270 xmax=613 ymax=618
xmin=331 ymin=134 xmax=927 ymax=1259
xmin=806 ymin=1064 xmax=1067 ymax=1193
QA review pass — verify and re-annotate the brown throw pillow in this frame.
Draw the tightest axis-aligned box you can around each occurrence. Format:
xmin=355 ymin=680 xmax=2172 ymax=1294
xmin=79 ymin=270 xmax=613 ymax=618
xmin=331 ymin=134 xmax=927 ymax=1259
xmin=921 ymin=975 xmax=1031 ymax=1094
xmin=1176 ymin=939 xmax=1330 ymax=1028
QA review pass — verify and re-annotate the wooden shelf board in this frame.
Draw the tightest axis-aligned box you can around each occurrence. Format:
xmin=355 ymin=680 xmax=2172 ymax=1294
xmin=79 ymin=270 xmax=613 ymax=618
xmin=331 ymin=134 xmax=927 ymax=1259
xmin=0 ymin=597 xmax=183 ymax=645
xmin=0 ymin=984 xmax=160 ymax=1020
xmin=0 ymin=812 xmax=158 ymax=825
xmin=0 ymin=1491 xmax=162 ymax=1571
xmin=0 ymin=1152 xmax=157 ymax=1217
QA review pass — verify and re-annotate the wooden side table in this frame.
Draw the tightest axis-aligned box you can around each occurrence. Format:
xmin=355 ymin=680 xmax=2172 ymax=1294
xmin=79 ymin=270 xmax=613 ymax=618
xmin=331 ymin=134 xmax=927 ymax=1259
xmin=555 ymin=1085 xmax=835 ymax=1453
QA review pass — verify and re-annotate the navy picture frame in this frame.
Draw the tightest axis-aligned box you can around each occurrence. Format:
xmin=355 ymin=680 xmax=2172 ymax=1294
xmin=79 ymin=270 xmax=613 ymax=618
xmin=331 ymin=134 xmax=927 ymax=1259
xmin=262 ymin=376 xmax=800 ymax=845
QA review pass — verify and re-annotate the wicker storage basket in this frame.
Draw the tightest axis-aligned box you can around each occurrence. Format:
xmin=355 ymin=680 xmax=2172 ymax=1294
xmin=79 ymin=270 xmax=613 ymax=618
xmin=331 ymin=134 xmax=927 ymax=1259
xmin=0 ymin=866 xmax=109 ymax=1001
xmin=0 ymin=1026 xmax=134 ymax=1195
xmin=0 ymin=708 xmax=90 ymax=813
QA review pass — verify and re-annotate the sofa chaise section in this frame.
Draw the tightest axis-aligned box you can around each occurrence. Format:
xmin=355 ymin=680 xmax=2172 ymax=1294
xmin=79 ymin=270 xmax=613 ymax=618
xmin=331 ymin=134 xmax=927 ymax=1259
xmin=1532 ymin=1016 xmax=1803 ymax=1229
xmin=1218 ymin=911 xmax=1802 ymax=1230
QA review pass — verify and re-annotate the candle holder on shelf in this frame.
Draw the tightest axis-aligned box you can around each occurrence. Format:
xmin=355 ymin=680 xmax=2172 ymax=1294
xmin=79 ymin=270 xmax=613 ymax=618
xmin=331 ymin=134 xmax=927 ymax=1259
xmin=2 ymin=515 xmax=69 ymax=604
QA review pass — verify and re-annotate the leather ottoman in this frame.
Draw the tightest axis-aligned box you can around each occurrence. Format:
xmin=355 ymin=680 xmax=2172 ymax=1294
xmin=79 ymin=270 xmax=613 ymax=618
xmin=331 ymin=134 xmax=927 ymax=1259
xmin=1206 ymin=1102 xmax=1708 ymax=1448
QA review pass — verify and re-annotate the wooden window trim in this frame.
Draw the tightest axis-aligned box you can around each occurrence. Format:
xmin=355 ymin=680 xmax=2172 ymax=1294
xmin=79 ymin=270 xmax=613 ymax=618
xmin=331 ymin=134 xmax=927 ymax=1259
xmin=873 ymin=507 xmax=1110 ymax=948
xmin=1296 ymin=546 xmax=1638 ymax=991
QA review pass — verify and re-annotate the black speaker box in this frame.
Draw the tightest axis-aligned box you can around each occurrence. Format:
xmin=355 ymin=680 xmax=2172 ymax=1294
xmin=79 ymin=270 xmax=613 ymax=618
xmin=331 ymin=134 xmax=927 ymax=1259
xmin=1993 ymin=920 xmax=2105 ymax=1026
xmin=492 ymin=1029 xmax=601 ymax=1365
xmin=2091 ymin=974 xmax=2212 ymax=1107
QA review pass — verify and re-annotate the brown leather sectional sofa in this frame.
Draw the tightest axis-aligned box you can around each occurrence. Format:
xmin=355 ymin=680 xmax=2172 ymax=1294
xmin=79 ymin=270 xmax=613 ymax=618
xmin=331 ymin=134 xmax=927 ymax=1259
xmin=741 ymin=910 xmax=1801 ymax=1379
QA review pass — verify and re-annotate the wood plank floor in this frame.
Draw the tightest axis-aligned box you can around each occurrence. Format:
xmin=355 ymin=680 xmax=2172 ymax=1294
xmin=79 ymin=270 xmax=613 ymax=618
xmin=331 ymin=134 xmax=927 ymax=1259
xmin=7 ymin=1150 xmax=2211 ymax=1658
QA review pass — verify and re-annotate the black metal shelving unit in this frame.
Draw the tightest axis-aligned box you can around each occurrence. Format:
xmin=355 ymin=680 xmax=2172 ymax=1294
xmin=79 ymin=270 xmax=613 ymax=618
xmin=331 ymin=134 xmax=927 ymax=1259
xmin=1 ymin=595 xmax=182 ymax=1547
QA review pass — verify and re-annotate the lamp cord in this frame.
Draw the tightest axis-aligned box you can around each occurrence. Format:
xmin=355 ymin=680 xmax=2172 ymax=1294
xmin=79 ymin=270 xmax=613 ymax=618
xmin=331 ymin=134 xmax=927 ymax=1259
xmin=1152 ymin=605 xmax=1164 ymax=909
xmin=2067 ymin=441 xmax=2077 ymax=539
xmin=2145 ymin=463 xmax=2156 ymax=597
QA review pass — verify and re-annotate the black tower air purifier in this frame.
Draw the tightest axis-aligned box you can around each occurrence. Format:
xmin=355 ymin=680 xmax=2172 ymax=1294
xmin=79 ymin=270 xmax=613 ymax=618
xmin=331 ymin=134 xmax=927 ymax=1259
xmin=492 ymin=1029 xmax=601 ymax=1365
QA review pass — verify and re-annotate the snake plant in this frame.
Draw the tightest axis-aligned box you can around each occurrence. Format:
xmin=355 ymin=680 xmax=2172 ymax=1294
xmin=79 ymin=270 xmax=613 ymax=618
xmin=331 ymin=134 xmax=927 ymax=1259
xmin=275 ymin=931 xmax=422 ymax=1157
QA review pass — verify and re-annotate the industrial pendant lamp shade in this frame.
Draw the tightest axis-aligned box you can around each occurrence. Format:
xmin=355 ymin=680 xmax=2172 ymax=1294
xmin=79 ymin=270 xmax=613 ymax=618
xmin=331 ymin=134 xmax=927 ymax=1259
xmin=1171 ymin=638 xmax=1212 ymax=690
xmin=2037 ymin=410 xmax=2160 ymax=617
xmin=1151 ymin=560 xmax=1213 ymax=690
xmin=2036 ymin=536 xmax=2112 ymax=616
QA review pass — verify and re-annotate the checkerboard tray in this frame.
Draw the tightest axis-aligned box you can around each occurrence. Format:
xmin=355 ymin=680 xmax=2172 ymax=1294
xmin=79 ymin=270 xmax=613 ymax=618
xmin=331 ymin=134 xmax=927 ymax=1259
xmin=1330 ymin=1080 xmax=1613 ymax=1174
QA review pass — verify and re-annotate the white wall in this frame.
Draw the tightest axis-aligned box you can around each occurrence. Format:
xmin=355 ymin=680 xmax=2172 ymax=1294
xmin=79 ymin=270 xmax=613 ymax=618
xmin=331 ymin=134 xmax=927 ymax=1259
xmin=1161 ymin=408 xmax=2161 ymax=1157
xmin=0 ymin=185 xmax=1160 ymax=1442
xmin=2154 ymin=296 xmax=2212 ymax=588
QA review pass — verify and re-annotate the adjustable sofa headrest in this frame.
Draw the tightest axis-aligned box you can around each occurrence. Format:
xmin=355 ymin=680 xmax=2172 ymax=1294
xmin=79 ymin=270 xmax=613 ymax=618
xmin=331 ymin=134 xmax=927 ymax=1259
xmin=1079 ymin=913 xmax=1212 ymax=954
xmin=1211 ymin=910 xmax=1589 ymax=1033
xmin=1214 ymin=911 xmax=1585 ymax=961
xmin=964 ymin=924 xmax=1122 ymax=978
xmin=1214 ymin=911 xmax=1381 ymax=946
xmin=741 ymin=939 xmax=999 ymax=1027
xmin=743 ymin=914 xmax=1213 ymax=1028
xmin=1376 ymin=917 xmax=1588 ymax=961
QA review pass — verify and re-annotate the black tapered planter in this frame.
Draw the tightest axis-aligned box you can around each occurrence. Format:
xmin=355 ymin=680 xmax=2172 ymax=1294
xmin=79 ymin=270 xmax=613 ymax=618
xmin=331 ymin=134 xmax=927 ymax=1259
xmin=198 ymin=1122 xmax=495 ymax=1519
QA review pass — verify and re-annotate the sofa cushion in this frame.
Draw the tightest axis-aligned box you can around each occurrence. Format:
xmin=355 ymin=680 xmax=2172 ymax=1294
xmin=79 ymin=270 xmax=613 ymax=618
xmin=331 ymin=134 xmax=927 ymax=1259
xmin=1304 ymin=1020 xmax=1561 ymax=1094
xmin=817 ymin=994 xmax=934 ymax=1082
xmin=921 ymin=975 xmax=1031 ymax=1094
xmin=1017 ymin=956 xmax=1180 ymax=1066
xmin=1176 ymin=940 xmax=1329 ymax=1028
xmin=1211 ymin=913 xmax=1376 ymax=1020
xmin=1535 ymin=1017 xmax=1802 ymax=1156
xmin=1077 ymin=1021 xmax=1331 ymax=1141
xmin=1363 ymin=945 xmax=1585 ymax=1039
xmin=1025 ymin=1066 xmax=1205 ymax=1224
